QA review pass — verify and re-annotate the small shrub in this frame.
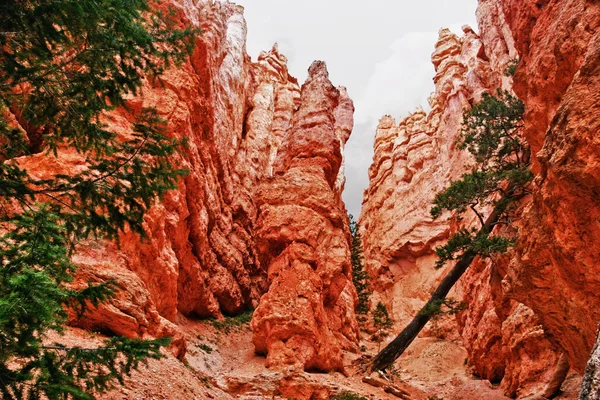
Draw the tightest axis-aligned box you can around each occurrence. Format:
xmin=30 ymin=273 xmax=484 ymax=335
xmin=419 ymin=297 xmax=467 ymax=319
xmin=385 ymin=366 xmax=402 ymax=383
xmin=504 ymin=58 xmax=519 ymax=77
xmin=330 ymin=391 xmax=368 ymax=400
xmin=209 ymin=310 xmax=254 ymax=334
xmin=197 ymin=343 xmax=213 ymax=354
xmin=372 ymin=301 xmax=394 ymax=350
xmin=419 ymin=299 xmax=444 ymax=317
xmin=419 ymin=298 xmax=467 ymax=318
xmin=373 ymin=302 xmax=393 ymax=330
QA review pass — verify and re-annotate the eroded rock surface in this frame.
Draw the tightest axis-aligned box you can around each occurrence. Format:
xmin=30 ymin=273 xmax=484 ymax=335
xmin=359 ymin=12 xmax=584 ymax=396
xmin=581 ymin=328 xmax=600 ymax=399
xmin=8 ymin=0 xmax=358 ymax=370
xmin=251 ymin=62 xmax=358 ymax=372
xmin=7 ymin=0 xmax=600 ymax=396
xmin=359 ymin=27 xmax=487 ymax=327
xmin=490 ymin=0 xmax=600 ymax=373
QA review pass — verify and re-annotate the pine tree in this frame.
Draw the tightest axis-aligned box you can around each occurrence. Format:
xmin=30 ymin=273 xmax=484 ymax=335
xmin=372 ymin=301 xmax=393 ymax=351
xmin=372 ymin=302 xmax=393 ymax=331
xmin=372 ymin=90 xmax=532 ymax=372
xmin=0 ymin=1 xmax=196 ymax=398
xmin=349 ymin=214 xmax=370 ymax=317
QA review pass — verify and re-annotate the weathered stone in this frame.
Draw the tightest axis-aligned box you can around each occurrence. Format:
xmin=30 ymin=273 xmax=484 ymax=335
xmin=9 ymin=0 xmax=358 ymax=371
xmin=251 ymin=61 xmax=359 ymax=372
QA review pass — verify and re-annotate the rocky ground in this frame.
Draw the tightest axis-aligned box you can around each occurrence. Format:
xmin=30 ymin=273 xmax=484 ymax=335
xmin=49 ymin=318 xmax=581 ymax=400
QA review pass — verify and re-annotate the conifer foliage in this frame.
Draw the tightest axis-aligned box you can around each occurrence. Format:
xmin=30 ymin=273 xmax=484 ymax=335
xmin=371 ymin=301 xmax=393 ymax=351
xmin=0 ymin=1 xmax=196 ymax=398
xmin=372 ymin=302 xmax=393 ymax=331
xmin=372 ymin=90 xmax=531 ymax=372
xmin=349 ymin=215 xmax=370 ymax=317
xmin=431 ymin=90 xmax=530 ymax=269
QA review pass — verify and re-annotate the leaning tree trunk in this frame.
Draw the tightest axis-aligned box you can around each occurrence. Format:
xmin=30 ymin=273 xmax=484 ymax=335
xmin=580 ymin=325 xmax=600 ymax=399
xmin=371 ymin=206 xmax=503 ymax=372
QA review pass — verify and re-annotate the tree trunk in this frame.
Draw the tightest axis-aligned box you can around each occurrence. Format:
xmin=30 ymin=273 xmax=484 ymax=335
xmin=371 ymin=207 xmax=502 ymax=372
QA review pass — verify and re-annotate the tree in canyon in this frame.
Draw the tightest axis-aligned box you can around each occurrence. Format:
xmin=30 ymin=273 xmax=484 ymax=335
xmin=372 ymin=301 xmax=394 ymax=351
xmin=372 ymin=90 xmax=532 ymax=372
xmin=349 ymin=214 xmax=371 ymax=318
xmin=0 ymin=1 xmax=196 ymax=398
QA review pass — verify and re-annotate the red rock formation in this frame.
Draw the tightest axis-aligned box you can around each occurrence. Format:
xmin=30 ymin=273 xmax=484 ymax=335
xmin=251 ymin=61 xmax=358 ymax=372
xmin=359 ymin=20 xmax=574 ymax=396
xmin=479 ymin=0 xmax=600 ymax=374
xmin=118 ymin=1 xmax=260 ymax=321
xmin=8 ymin=0 xmax=258 ymax=354
xmin=8 ymin=0 xmax=359 ymax=369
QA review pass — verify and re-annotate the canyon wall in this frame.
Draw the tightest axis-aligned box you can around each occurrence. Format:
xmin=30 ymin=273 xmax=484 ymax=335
xmin=8 ymin=0 xmax=600 ymax=394
xmin=13 ymin=0 xmax=358 ymax=370
xmin=360 ymin=0 xmax=600 ymax=397
xmin=487 ymin=0 xmax=600 ymax=373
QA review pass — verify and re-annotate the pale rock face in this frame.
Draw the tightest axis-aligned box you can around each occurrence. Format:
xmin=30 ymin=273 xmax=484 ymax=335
xmin=581 ymin=328 xmax=600 ymax=399
xmin=359 ymin=27 xmax=486 ymax=328
xmin=251 ymin=62 xmax=358 ymax=372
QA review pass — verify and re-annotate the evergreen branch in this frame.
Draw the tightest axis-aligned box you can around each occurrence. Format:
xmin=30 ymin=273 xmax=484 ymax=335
xmin=0 ymin=1 xmax=196 ymax=397
xmin=470 ymin=203 xmax=485 ymax=227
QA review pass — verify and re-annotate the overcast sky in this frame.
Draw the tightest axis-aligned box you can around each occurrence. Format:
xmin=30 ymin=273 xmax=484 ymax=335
xmin=235 ymin=0 xmax=478 ymax=216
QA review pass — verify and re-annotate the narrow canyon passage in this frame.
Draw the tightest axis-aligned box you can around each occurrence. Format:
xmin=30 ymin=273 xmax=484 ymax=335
xmin=2 ymin=0 xmax=599 ymax=399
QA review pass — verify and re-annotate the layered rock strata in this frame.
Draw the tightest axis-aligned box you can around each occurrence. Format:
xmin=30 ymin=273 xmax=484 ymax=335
xmin=10 ymin=0 xmax=358 ymax=369
xmin=64 ymin=0 xmax=263 ymax=337
xmin=251 ymin=62 xmax=358 ymax=372
xmin=359 ymin=27 xmax=489 ymax=327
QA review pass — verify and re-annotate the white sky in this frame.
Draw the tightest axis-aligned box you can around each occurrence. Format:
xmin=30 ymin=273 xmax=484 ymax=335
xmin=235 ymin=0 xmax=478 ymax=216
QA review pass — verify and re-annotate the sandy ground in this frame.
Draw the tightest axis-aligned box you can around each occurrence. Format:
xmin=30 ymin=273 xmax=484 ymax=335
xmin=44 ymin=318 xmax=581 ymax=400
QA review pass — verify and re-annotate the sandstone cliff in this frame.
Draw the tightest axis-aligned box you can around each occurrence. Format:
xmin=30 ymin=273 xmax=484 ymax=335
xmin=359 ymin=26 xmax=488 ymax=328
xmin=360 ymin=0 xmax=600 ymax=397
xmin=10 ymin=0 xmax=358 ymax=372
xmin=487 ymin=0 xmax=600 ymax=374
